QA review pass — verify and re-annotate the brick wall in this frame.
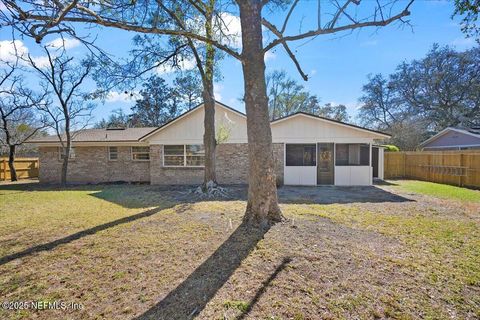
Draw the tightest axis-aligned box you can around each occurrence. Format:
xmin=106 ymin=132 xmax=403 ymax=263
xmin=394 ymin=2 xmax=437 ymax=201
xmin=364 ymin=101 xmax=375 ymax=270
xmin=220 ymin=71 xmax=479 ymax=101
xmin=39 ymin=143 xmax=284 ymax=185
xmin=150 ymin=143 xmax=284 ymax=185
xmin=38 ymin=146 xmax=150 ymax=184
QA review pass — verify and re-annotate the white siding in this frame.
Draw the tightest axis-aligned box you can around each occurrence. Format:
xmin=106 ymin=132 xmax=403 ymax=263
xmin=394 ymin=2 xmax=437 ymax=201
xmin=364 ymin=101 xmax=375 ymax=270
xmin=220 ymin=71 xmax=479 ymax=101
xmin=378 ymin=148 xmax=385 ymax=180
xmin=284 ymin=167 xmax=317 ymax=185
xmin=271 ymin=114 xmax=387 ymax=143
xmin=334 ymin=166 xmax=371 ymax=186
xmin=146 ymin=103 xmax=248 ymax=144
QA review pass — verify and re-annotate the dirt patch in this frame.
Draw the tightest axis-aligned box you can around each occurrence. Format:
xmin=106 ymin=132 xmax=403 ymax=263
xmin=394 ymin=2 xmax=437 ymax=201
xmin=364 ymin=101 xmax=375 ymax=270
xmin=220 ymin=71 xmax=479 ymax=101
xmin=0 ymin=182 xmax=479 ymax=319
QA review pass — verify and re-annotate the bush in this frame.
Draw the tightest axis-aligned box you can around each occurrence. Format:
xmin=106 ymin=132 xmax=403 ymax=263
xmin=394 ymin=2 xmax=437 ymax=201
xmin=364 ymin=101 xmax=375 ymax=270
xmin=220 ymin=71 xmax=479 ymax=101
xmin=383 ymin=144 xmax=400 ymax=152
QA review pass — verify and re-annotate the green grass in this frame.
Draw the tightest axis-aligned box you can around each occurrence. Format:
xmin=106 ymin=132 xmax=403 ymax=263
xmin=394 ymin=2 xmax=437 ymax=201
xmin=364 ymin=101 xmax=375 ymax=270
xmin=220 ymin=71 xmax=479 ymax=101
xmin=0 ymin=182 xmax=479 ymax=319
xmin=394 ymin=180 xmax=480 ymax=202
xmin=290 ymin=203 xmax=480 ymax=318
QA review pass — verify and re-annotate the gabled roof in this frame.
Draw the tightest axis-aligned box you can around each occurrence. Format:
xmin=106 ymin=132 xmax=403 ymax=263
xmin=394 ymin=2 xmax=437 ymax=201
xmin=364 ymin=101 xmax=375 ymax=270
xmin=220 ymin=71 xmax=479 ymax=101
xmin=139 ymin=100 xmax=246 ymax=141
xmin=29 ymin=102 xmax=391 ymax=144
xmin=27 ymin=127 xmax=157 ymax=144
xmin=270 ymin=112 xmax=391 ymax=138
xmin=419 ymin=127 xmax=480 ymax=148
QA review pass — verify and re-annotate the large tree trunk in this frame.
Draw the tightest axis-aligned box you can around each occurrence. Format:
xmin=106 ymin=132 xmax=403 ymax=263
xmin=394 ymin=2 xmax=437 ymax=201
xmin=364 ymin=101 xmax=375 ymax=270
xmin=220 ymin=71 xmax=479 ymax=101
xmin=61 ymin=117 xmax=71 ymax=187
xmin=61 ymin=143 xmax=69 ymax=187
xmin=239 ymin=0 xmax=283 ymax=225
xmin=8 ymin=145 xmax=17 ymax=182
xmin=203 ymin=84 xmax=217 ymax=187
xmin=201 ymin=6 xmax=217 ymax=190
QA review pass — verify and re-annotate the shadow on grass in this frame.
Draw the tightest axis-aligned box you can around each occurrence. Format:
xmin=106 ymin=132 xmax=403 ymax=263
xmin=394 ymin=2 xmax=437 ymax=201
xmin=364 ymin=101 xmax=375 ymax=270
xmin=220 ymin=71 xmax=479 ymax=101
xmin=236 ymin=256 xmax=292 ymax=320
xmin=374 ymin=179 xmax=400 ymax=186
xmin=277 ymin=185 xmax=414 ymax=204
xmin=135 ymin=221 xmax=269 ymax=320
xmin=0 ymin=206 xmax=164 ymax=266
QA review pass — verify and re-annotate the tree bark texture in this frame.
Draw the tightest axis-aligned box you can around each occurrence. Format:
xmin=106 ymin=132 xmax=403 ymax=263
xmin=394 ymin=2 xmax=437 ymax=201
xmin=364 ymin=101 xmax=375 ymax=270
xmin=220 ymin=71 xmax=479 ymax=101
xmin=239 ymin=0 xmax=283 ymax=225
xmin=61 ymin=115 xmax=71 ymax=187
xmin=202 ymin=6 xmax=217 ymax=188
xmin=8 ymin=145 xmax=17 ymax=182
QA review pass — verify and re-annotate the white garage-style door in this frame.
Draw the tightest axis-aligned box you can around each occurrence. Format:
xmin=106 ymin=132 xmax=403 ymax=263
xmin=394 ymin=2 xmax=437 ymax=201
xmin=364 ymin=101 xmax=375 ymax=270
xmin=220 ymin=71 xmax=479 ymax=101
xmin=284 ymin=144 xmax=317 ymax=185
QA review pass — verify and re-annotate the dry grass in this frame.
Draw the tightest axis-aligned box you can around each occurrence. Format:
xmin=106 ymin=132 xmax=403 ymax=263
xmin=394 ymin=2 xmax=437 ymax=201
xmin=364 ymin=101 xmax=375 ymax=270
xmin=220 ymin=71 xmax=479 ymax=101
xmin=0 ymin=181 xmax=478 ymax=319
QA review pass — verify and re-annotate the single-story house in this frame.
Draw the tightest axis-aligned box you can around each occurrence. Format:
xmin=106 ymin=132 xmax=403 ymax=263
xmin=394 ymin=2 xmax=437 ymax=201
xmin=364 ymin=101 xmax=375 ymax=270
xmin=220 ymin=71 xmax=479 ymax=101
xmin=28 ymin=102 xmax=389 ymax=186
xmin=419 ymin=127 xmax=480 ymax=151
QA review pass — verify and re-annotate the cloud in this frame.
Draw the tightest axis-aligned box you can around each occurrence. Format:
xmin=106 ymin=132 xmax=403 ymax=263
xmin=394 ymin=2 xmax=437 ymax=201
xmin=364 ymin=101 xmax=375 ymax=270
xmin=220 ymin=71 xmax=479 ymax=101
xmin=156 ymin=58 xmax=196 ymax=74
xmin=46 ymin=37 xmax=81 ymax=50
xmin=0 ymin=40 xmax=29 ymax=64
xmin=106 ymin=91 xmax=139 ymax=103
xmin=214 ymin=83 xmax=223 ymax=101
xmin=310 ymin=69 xmax=317 ymax=76
xmin=0 ymin=40 xmax=51 ymax=68
xmin=451 ymin=37 xmax=475 ymax=48
xmin=216 ymin=12 xmax=242 ymax=48
xmin=265 ymin=50 xmax=276 ymax=61
xmin=30 ymin=56 xmax=51 ymax=68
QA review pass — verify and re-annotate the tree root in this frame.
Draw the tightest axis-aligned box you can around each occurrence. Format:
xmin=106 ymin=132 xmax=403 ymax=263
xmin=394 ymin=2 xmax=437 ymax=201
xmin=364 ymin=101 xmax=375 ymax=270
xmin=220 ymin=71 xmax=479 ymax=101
xmin=190 ymin=180 xmax=230 ymax=199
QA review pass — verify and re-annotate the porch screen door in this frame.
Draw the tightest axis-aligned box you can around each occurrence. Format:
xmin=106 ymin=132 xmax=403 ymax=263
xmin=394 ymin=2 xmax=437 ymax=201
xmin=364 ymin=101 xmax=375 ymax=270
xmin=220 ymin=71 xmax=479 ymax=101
xmin=317 ymin=143 xmax=334 ymax=185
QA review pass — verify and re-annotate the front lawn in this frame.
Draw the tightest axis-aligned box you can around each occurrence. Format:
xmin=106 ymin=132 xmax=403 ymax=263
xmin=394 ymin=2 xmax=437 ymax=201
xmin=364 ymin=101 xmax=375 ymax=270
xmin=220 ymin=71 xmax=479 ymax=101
xmin=0 ymin=181 xmax=478 ymax=319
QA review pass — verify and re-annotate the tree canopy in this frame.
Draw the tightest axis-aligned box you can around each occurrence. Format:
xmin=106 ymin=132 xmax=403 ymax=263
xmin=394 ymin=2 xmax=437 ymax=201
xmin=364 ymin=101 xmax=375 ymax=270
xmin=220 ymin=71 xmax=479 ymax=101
xmin=267 ymin=70 xmax=349 ymax=122
xmin=358 ymin=45 xmax=480 ymax=150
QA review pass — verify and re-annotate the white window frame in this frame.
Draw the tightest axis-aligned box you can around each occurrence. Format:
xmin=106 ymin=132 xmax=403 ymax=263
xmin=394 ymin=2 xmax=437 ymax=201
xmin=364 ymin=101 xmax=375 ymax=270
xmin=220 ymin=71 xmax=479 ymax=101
xmin=108 ymin=146 xmax=118 ymax=161
xmin=163 ymin=144 xmax=205 ymax=168
xmin=334 ymin=143 xmax=370 ymax=166
xmin=131 ymin=146 xmax=150 ymax=161
xmin=58 ymin=147 xmax=75 ymax=161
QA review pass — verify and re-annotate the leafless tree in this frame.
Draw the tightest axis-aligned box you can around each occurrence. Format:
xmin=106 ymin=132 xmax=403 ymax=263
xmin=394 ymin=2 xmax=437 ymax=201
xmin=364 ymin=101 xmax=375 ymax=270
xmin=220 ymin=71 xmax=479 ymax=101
xmin=27 ymin=47 xmax=95 ymax=186
xmin=0 ymin=62 xmax=47 ymax=181
xmin=1 ymin=0 xmax=415 ymax=224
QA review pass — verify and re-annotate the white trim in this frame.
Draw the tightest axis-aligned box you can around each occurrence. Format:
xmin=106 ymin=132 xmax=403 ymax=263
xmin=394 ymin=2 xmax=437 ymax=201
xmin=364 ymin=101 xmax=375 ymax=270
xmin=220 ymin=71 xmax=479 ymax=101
xmin=423 ymin=144 xmax=480 ymax=150
xmin=419 ymin=127 xmax=480 ymax=148
xmin=131 ymin=146 xmax=150 ymax=161
xmin=32 ymin=141 xmax=149 ymax=147
xmin=108 ymin=146 xmax=118 ymax=161
xmin=369 ymin=143 xmax=373 ymax=185
xmin=162 ymin=144 xmax=205 ymax=168
xmin=271 ymin=113 xmax=390 ymax=139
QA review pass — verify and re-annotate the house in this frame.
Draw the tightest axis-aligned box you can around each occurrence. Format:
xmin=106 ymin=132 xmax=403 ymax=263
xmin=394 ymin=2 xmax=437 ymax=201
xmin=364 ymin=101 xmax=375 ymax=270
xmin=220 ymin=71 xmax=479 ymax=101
xmin=28 ymin=102 xmax=389 ymax=186
xmin=419 ymin=127 xmax=480 ymax=151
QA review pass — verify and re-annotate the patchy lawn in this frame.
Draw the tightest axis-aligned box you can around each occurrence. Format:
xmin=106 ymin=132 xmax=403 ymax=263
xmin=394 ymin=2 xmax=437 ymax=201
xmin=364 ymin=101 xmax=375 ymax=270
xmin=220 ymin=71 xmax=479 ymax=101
xmin=0 ymin=180 xmax=479 ymax=319
xmin=395 ymin=179 xmax=480 ymax=203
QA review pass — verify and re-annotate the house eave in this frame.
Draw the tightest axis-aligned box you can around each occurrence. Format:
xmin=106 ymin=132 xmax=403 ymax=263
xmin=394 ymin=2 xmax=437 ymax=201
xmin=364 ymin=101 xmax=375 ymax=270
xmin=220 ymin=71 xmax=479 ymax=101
xmin=29 ymin=141 xmax=149 ymax=147
xmin=271 ymin=112 xmax=391 ymax=138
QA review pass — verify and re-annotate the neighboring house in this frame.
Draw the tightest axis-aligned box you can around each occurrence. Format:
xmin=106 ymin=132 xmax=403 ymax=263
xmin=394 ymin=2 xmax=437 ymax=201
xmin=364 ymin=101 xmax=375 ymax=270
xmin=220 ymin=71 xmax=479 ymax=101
xmin=419 ymin=127 xmax=480 ymax=151
xmin=27 ymin=102 xmax=389 ymax=186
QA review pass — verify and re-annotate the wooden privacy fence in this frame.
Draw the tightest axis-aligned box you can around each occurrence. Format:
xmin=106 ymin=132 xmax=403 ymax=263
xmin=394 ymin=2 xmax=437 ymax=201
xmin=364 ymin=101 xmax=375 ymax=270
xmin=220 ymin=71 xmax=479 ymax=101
xmin=384 ymin=151 xmax=480 ymax=188
xmin=0 ymin=158 xmax=39 ymax=181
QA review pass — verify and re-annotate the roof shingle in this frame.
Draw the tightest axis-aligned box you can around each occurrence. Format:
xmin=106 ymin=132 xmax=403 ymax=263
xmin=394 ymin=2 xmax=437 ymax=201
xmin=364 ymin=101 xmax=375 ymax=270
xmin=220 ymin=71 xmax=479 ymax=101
xmin=28 ymin=127 xmax=157 ymax=143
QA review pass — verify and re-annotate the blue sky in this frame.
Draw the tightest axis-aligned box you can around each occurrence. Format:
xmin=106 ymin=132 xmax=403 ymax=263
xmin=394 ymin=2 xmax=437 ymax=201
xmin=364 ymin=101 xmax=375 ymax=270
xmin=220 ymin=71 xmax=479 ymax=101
xmin=0 ymin=0 xmax=477 ymax=125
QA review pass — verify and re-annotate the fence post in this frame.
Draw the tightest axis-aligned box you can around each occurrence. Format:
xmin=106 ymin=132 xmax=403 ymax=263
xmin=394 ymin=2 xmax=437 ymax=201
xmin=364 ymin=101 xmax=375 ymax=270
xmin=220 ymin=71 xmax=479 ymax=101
xmin=460 ymin=153 xmax=464 ymax=187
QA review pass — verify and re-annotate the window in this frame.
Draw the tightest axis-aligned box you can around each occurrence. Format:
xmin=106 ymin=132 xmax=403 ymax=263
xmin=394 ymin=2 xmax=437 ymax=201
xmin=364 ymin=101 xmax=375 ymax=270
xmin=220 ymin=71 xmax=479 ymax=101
xmin=335 ymin=144 xmax=369 ymax=166
xmin=186 ymin=145 xmax=205 ymax=166
xmin=163 ymin=145 xmax=184 ymax=166
xmin=58 ymin=147 xmax=75 ymax=160
xmin=132 ymin=146 xmax=150 ymax=160
xmin=163 ymin=145 xmax=205 ymax=167
xmin=108 ymin=146 xmax=118 ymax=161
xmin=286 ymin=144 xmax=316 ymax=166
